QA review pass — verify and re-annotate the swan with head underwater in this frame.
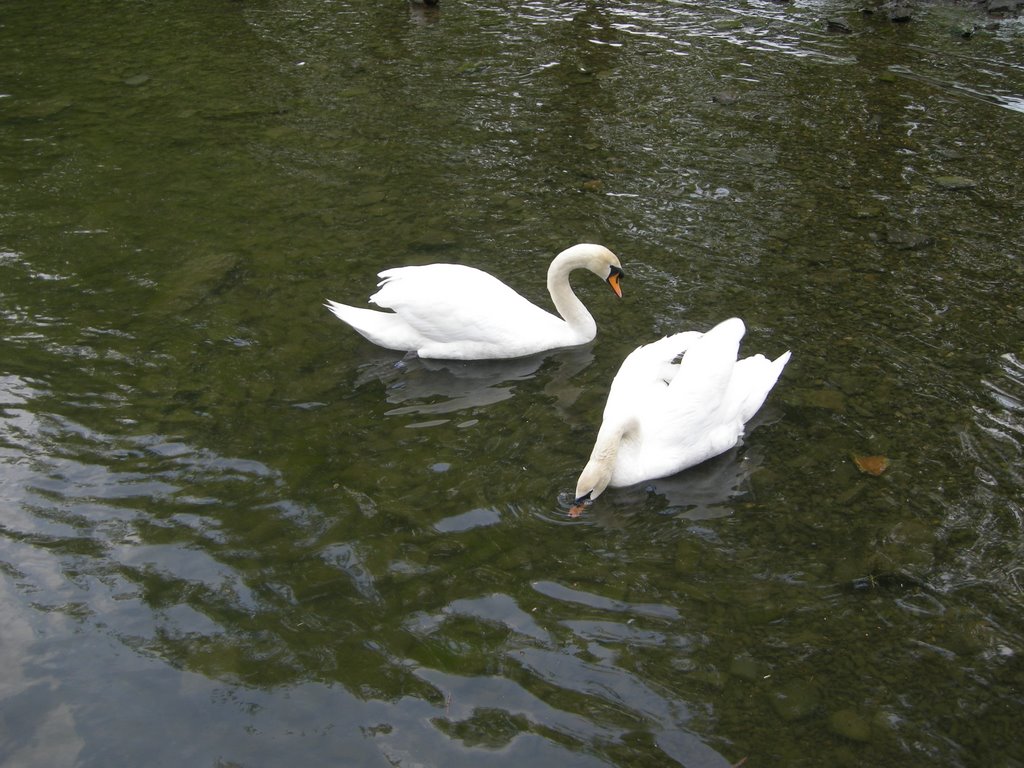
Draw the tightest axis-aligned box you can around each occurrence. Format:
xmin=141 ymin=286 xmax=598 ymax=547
xmin=571 ymin=317 xmax=791 ymax=516
xmin=324 ymin=243 xmax=623 ymax=360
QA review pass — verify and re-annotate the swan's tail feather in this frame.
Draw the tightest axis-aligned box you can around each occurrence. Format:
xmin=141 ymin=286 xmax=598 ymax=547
xmin=323 ymin=299 xmax=420 ymax=352
xmin=668 ymin=318 xmax=745 ymax=398
xmin=664 ymin=318 xmax=789 ymax=424
xmin=732 ymin=349 xmax=791 ymax=424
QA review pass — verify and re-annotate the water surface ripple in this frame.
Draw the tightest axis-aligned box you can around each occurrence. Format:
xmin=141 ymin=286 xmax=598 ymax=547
xmin=1 ymin=1 xmax=1022 ymax=766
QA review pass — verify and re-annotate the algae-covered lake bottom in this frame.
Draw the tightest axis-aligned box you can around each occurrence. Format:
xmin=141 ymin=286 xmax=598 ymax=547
xmin=1 ymin=1 xmax=1022 ymax=766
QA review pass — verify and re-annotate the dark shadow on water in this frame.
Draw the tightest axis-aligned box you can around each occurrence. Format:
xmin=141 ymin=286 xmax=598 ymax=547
xmin=611 ymin=446 xmax=762 ymax=521
xmin=552 ymin=411 xmax=783 ymax=525
xmin=352 ymin=345 xmax=596 ymax=417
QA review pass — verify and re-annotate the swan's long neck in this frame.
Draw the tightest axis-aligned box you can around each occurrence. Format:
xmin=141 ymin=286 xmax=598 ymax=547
xmin=547 ymin=247 xmax=598 ymax=340
xmin=576 ymin=415 xmax=636 ymax=501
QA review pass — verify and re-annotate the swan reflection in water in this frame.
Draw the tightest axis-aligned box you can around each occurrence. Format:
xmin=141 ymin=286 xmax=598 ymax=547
xmin=352 ymin=345 xmax=595 ymax=420
xmin=598 ymin=443 xmax=765 ymax=521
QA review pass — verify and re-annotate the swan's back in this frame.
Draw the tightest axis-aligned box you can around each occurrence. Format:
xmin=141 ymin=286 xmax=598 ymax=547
xmin=369 ymin=263 xmax=567 ymax=353
xmin=605 ymin=318 xmax=789 ymax=487
xmin=372 ymin=264 xmax=554 ymax=326
xmin=607 ymin=331 xmax=700 ymax=400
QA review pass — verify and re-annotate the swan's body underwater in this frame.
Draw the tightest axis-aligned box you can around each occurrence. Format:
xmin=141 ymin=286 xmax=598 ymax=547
xmin=324 ymin=243 xmax=623 ymax=361
xmin=572 ymin=317 xmax=790 ymax=514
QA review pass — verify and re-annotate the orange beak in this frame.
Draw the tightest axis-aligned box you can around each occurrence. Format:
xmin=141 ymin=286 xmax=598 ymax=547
xmin=607 ymin=271 xmax=623 ymax=298
xmin=569 ymin=492 xmax=592 ymax=518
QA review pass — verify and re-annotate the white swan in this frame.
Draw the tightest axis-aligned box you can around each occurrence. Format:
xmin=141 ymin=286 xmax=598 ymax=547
xmin=324 ymin=243 xmax=623 ymax=360
xmin=572 ymin=317 xmax=790 ymax=513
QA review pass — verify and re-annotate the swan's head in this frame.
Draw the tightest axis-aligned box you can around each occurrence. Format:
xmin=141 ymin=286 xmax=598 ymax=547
xmin=572 ymin=430 xmax=625 ymax=512
xmin=556 ymin=243 xmax=624 ymax=298
xmin=570 ymin=459 xmax=612 ymax=516
xmin=574 ymin=459 xmax=613 ymax=507
xmin=570 ymin=413 xmax=635 ymax=516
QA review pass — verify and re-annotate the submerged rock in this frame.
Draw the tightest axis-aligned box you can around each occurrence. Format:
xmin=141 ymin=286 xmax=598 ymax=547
xmin=788 ymin=387 xmax=846 ymax=412
xmin=934 ymin=175 xmax=978 ymax=190
xmin=885 ymin=229 xmax=933 ymax=250
xmin=987 ymin=0 xmax=1022 ymax=13
xmin=873 ymin=519 xmax=936 ymax=571
xmin=829 ymin=708 xmax=872 ymax=741
xmin=769 ymin=680 xmax=821 ymax=721
xmin=888 ymin=4 xmax=914 ymax=22
xmin=729 ymin=655 xmax=768 ymax=682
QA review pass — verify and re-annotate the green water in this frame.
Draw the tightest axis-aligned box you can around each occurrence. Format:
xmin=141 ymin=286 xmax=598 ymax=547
xmin=2 ymin=1 xmax=1023 ymax=766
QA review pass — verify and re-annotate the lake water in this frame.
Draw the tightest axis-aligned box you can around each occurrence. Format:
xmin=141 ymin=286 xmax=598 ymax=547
xmin=1 ymin=1 xmax=1022 ymax=766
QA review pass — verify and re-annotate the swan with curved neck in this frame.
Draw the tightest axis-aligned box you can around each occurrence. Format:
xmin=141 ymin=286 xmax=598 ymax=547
xmin=571 ymin=317 xmax=790 ymax=515
xmin=325 ymin=243 xmax=623 ymax=360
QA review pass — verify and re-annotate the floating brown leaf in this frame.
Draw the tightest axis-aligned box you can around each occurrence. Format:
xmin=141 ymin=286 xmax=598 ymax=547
xmin=853 ymin=454 xmax=890 ymax=476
